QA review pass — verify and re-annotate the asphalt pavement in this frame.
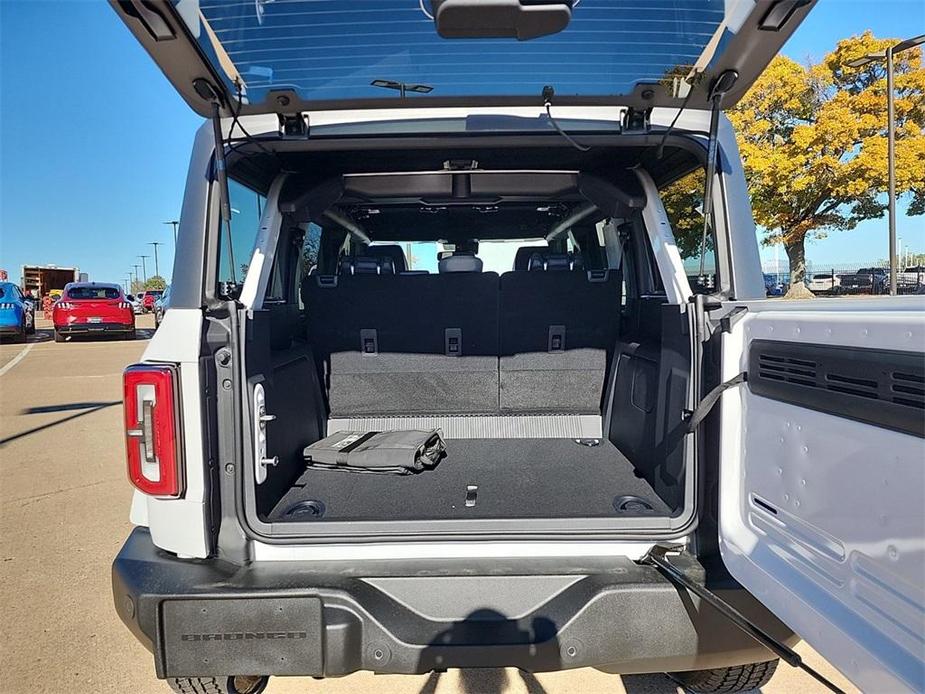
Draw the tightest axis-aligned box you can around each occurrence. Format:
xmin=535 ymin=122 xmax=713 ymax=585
xmin=0 ymin=316 xmax=857 ymax=694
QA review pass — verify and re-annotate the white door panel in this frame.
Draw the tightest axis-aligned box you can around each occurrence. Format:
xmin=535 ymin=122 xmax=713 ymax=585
xmin=719 ymin=299 xmax=925 ymax=692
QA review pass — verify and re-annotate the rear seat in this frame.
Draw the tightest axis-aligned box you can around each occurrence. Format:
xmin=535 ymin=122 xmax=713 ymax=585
xmin=499 ymin=253 xmax=620 ymax=413
xmin=304 ymin=251 xmax=620 ymax=418
xmin=304 ymin=262 xmax=499 ymax=416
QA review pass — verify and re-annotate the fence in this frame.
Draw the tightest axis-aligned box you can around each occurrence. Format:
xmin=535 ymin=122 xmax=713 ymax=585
xmin=760 ymin=261 xmax=925 ymax=296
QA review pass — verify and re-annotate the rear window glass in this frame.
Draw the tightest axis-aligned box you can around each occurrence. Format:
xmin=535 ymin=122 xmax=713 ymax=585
xmin=67 ymin=286 xmax=121 ymax=300
xmin=189 ymin=0 xmax=730 ymax=106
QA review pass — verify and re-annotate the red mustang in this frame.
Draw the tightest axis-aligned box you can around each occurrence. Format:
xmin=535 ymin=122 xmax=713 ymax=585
xmin=139 ymin=289 xmax=163 ymax=312
xmin=53 ymin=282 xmax=135 ymax=342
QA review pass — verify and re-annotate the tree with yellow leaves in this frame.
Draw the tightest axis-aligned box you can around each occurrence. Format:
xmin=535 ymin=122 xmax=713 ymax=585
xmin=729 ymin=32 xmax=924 ymax=298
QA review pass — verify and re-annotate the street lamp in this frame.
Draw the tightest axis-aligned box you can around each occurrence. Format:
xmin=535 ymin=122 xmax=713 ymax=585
xmin=132 ymin=265 xmax=141 ymax=289
xmin=163 ymin=220 xmax=179 ymax=245
xmin=138 ymin=255 xmax=150 ymax=283
xmin=846 ymin=34 xmax=925 ymax=296
xmin=148 ymin=242 xmax=163 ymax=278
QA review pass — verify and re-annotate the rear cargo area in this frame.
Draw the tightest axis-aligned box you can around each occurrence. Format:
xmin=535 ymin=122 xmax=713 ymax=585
xmin=234 ymin=146 xmax=699 ymax=536
xmin=268 ymin=437 xmax=670 ymax=522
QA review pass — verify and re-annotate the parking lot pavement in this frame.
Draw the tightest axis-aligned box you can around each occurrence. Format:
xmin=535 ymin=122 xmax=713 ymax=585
xmin=0 ymin=316 xmax=857 ymax=694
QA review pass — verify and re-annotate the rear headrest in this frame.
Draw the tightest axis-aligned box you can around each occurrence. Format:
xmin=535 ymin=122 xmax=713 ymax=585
xmin=527 ymin=252 xmax=583 ymax=272
xmin=514 ymin=246 xmax=547 ymax=272
xmin=367 ymin=245 xmax=407 ymax=273
xmin=439 ymin=252 xmax=483 ymax=273
xmin=338 ymin=255 xmax=395 ymax=275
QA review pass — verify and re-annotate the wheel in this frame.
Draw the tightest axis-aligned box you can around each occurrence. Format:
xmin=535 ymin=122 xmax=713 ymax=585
xmin=669 ymin=659 xmax=779 ymax=693
xmin=26 ymin=316 xmax=35 ymax=335
xmin=54 ymin=330 xmax=66 ymax=343
xmin=125 ymin=328 xmax=137 ymax=341
xmin=167 ymin=675 xmax=269 ymax=694
xmin=12 ymin=328 xmax=26 ymax=344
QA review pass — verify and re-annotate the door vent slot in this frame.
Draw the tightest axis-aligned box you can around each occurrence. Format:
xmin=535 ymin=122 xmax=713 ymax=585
xmin=891 ymin=371 xmax=925 ymax=409
xmin=824 ymin=373 xmax=879 ymax=399
xmin=749 ymin=340 xmax=924 ymax=438
xmin=757 ymin=353 xmax=817 ymax=385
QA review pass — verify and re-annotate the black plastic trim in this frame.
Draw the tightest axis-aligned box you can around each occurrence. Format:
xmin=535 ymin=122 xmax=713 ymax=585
xmin=112 ymin=528 xmax=793 ymax=680
xmin=748 ymin=340 xmax=925 ymax=438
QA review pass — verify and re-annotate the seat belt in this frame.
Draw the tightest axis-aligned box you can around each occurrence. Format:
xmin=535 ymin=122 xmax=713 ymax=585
xmin=643 ymin=546 xmax=845 ymax=694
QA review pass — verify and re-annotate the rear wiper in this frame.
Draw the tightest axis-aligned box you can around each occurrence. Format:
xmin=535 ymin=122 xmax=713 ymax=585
xmin=542 ymin=85 xmax=590 ymax=152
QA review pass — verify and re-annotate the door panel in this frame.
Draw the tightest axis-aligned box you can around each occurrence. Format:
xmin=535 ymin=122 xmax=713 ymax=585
xmin=718 ymin=299 xmax=925 ymax=693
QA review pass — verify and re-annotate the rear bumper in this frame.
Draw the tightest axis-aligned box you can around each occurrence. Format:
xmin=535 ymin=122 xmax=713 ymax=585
xmin=113 ymin=528 xmax=795 ymax=680
xmin=55 ymin=322 xmax=133 ymax=334
xmin=0 ymin=323 xmax=24 ymax=335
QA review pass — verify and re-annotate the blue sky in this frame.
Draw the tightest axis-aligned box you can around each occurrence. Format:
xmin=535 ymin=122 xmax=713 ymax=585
xmin=0 ymin=0 xmax=922 ymax=286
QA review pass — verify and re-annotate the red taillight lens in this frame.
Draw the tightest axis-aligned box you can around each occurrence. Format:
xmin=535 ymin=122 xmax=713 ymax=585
xmin=123 ymin=364 xmax=183 ymax=498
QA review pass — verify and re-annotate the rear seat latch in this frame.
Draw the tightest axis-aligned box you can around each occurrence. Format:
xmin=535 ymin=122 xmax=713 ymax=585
xmin=548 ymin=325 xmax=566 ymax=353
xmin=360 ymin=329 xmax=378 ymax=356
xmin=445 ymin=328 xmax=462 ymax=356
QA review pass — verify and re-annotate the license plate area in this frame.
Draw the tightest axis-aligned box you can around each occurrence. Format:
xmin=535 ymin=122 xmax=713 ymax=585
xmin=161 ymin=597 xmax=323 ymax=677
xmin=87 ymin=317 xmax=102 ymax=324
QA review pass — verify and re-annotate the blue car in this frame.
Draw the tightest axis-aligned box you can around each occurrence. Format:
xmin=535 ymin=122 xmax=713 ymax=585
xmin=0 ymin=282 xmax=35 ymax=343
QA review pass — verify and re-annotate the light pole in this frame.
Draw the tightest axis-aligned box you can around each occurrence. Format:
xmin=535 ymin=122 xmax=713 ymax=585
xmin=847 ymin=34 xmax=925 ymax=296
xmin=163 ymin=220 xmax=179 ymax=246
xmin=148 ymin=242 xmax=163 ymax=277
xmin=138 ymin=255 xmax=150 ymax=283
xmin=132 ymin=265 xmax=141 ymax=291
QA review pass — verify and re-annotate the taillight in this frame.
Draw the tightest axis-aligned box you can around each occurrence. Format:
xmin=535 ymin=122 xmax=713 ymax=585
xmin=123 ymin=364 xmax=183 ymax=497
xmin=118 ymin=301 xmax=131 ymax=309
xmin=0 ymin=303 xmax=15 ymax=309
xmin=56 ymin=302 xmax=74 ymax=309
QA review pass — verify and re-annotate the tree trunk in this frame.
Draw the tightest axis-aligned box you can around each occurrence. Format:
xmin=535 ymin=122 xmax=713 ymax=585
xmin=784 ymin=236 xmax=815 ymax=300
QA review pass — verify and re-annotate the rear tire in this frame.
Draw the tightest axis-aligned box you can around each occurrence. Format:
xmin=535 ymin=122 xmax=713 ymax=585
xmin=167 ymin=676 xmax=269 ymax=694
xmin=669 ymin=659 xmax=779 ymax=693
xmin=125 ymin=328 xmax=137 ymax=341
xmin=54 ymin=330 xmax=66 ymax=343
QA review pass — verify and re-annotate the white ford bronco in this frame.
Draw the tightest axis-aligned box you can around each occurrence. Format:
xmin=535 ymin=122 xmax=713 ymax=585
xmin=110 ymin=2 xmax=924 ymax=692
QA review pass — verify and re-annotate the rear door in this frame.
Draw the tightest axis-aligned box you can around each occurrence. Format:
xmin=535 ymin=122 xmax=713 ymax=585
xmin=110 ymin=0 xmax=815 ymax=118
xmin=717 ymin=298 xmax=925 ymax=692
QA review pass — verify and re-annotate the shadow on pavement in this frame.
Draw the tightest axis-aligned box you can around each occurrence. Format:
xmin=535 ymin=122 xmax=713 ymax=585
xmin=0 ymin=400 xmax=120 ymax=447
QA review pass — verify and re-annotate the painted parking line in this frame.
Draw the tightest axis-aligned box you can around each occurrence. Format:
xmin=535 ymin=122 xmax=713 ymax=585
xmin=0 ymin=343 xmax=34 ymax=377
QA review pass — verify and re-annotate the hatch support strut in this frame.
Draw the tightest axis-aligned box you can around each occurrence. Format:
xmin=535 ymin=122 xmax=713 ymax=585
xmin=697 ymin=70 xmax=738 ymax=286
xmin=643 ymin=546 xmax=845 ymax=693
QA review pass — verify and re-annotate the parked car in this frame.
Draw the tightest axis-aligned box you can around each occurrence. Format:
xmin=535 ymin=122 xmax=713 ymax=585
xmin=837 ymin=267 xmax=888 ymax=294
xmin=806 ymin=272 xmax=840 ymax=294
xmin=138 ymin=289 xmax=164 ymax=313
xmin=52 ymin=282 xmax=135 ymax=342
xmin=126 ymin=294 xmax=145 ymax=315
xmin=0 ymin=281 xmax=35 ymax=343
xmin=153 ymin=285 xmax=170 ymax=329
xmin=898 ymin=265 xmax=925 ymax=293
xmin=110 ymin=3 xmax=922 ymax=694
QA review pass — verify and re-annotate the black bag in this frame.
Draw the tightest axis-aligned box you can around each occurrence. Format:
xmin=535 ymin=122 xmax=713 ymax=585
xmin=302 ymin=429 xmax=446 ymax=474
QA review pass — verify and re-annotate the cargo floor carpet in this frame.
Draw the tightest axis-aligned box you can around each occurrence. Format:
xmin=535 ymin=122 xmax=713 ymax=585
xmin=266 ymin=438 xmax=671 ymax=522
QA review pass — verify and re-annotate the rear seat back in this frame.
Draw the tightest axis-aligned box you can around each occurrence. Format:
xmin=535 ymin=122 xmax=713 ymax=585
xmin=499 ymin=261 xmax=620 ymax=413
xmin=304 ymin=272 xmax=500 ymax=416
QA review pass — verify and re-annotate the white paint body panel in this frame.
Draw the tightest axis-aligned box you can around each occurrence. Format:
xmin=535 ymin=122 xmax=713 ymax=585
xmin=719 ymin=297 xmax=925 ymax=692
xmin=133 ymin=308 xmax=210 ymax=558
xmin=252 ymin=540 xmax=658 ymax=562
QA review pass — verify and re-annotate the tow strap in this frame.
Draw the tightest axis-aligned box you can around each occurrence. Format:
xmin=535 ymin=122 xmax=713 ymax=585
xmin=643 ymin=546 xmax=845 ymax=693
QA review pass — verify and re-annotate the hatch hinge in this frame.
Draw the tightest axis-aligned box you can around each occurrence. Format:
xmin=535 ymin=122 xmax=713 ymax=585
xmin=643 ymin=546 xmax=846 ymax=694
xmin=621 ymin=106 xmax=651 ymax=132
xmin=278 ymin=112 xmax=310 ymax=138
